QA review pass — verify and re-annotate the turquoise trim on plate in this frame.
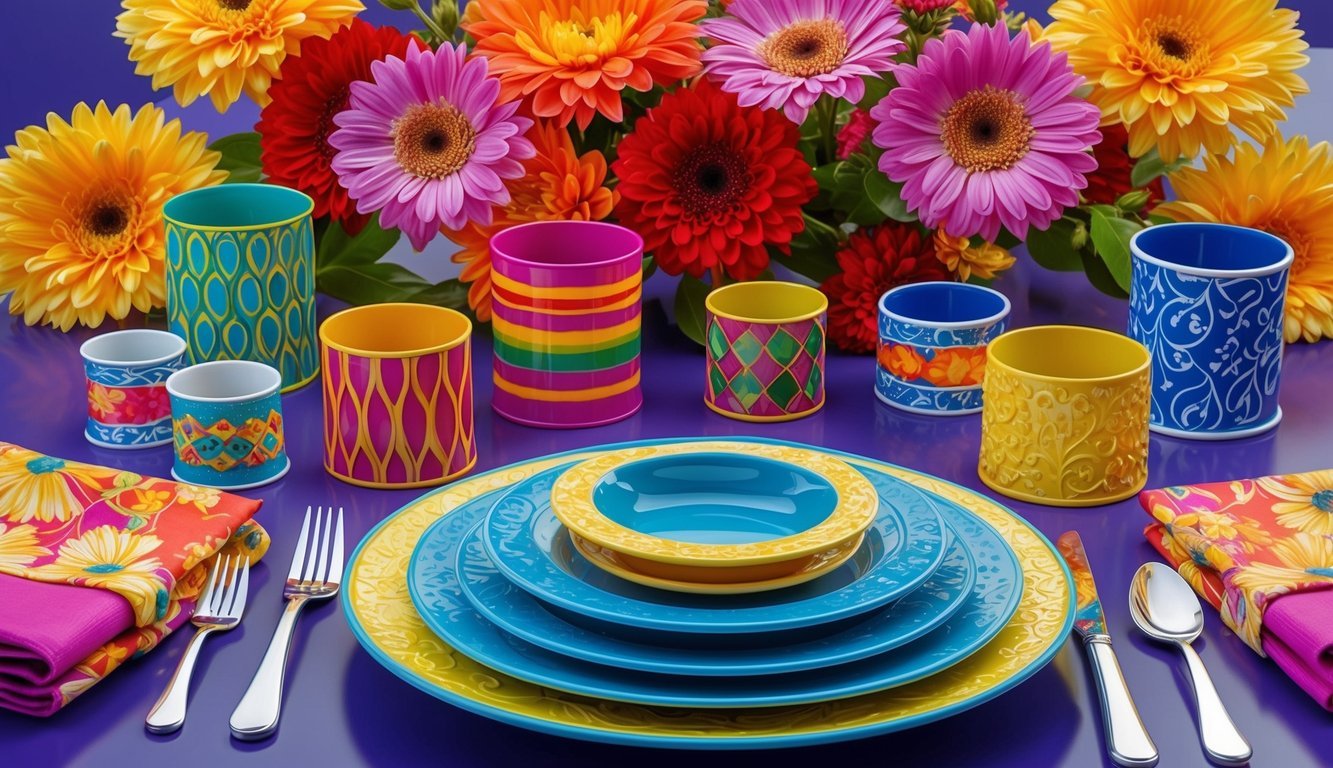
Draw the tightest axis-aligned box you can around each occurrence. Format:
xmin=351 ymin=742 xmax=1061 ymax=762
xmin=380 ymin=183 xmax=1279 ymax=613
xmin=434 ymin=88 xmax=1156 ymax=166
xmin=340 ymin=436 xmax=1076 ymax=749
xmin=484 ymin=462 xmax=947 ymax=635
xmin=406 ymin=482 xmax=1019 ymax=708
xmin=453 ymin=504 xmax=974 ymax=676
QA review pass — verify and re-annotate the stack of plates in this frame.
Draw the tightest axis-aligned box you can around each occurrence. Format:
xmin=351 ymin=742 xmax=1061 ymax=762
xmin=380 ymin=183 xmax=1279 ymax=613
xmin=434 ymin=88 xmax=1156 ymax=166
xmin=342 ymin=438 xmax=1075 ymax=749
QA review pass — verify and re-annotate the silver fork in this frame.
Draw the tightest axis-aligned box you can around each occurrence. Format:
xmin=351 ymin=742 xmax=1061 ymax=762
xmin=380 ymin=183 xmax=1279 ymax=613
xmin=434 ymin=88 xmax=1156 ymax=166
xmin=230 ymin=505 xmax=344 ymax=741
xmin=146 ymin=555 xmax=250 ymax=734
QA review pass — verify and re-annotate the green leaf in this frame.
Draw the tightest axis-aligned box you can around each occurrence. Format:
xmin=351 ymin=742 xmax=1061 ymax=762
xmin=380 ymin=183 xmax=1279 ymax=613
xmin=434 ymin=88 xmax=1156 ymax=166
xmin=863 ymin=171 xmax=916 ymax=223
xmin=856 ymin=73 xmax=894 ymax=110
xmin=1080 ymin=248 xmax=1130 ymax=299
xmin=126 ymin=516 xmax=145 ymax=532
xmin=673 ymin=274 xmax=710 ymax=347
xmin=318 ymin=216 xmax=401 ymax=267
xmin=1026 ymin=218 xmax=1084 ymax=272
xmin=642 ymin=255 xmax=657 ymax=280
xmin=811 ymin=161 xmax=843 ymax=192
xmin=208 ymin=133 xmax=263 ymax=183
xmin=779 ymin=215 xmax=840 ymax=283
xmin=1129 ymin=147 xmax=1190 ymax=189
xmin=1088 ymin=204 xmax=1143 ymax=291
xmin=400 ymin=278 xmax=469 ymax=308
xmin=1145 ymin=212 xmax=1173 ymax=226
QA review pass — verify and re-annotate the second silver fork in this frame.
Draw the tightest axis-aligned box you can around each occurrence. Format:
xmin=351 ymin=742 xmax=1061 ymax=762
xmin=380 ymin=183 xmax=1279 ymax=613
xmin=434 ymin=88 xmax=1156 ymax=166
xmin=230 ymin=505 xmax=344 ymax=741
xmin=146 ymin=554 xmax=250 ymax=734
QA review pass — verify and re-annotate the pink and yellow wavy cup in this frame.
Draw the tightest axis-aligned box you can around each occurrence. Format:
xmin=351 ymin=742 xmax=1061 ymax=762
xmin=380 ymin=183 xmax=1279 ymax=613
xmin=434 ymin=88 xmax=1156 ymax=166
xmin=320 ymin=303 xmax=477 ymax=489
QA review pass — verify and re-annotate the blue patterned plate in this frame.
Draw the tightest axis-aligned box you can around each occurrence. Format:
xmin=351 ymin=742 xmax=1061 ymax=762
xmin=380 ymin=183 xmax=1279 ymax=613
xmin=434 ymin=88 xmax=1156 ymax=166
xmin=408 ymin=490 xmax=1020 ymax=708
xmin=457 ymin=512 xmax=974 ymax=676
xmin=482 ymin=462 xmax=948 ymax=637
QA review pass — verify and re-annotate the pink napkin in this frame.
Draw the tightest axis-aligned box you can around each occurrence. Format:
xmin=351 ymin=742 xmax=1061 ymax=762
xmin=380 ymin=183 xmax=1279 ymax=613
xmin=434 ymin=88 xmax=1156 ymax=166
xmin=1141 ymin=471 xmax=1333 ymax=712
xmin=1263 ymin=591 xmax=1333 ymax=709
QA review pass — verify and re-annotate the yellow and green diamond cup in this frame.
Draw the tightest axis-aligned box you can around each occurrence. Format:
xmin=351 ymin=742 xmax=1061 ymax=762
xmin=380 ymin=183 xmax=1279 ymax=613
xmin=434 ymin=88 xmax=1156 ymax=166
xmin=343 ymin=439 xmax=1074 ymax=749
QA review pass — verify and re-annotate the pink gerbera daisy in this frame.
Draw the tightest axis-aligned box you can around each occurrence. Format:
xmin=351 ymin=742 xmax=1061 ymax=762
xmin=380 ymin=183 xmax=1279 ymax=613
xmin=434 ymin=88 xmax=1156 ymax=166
xmin=871 ymin=23 xmax=1101 ymax=241
xmin=701 ymin=0 xmax=906 ymax=124
xmin=330 ymin=42 xmax=534 ymax=250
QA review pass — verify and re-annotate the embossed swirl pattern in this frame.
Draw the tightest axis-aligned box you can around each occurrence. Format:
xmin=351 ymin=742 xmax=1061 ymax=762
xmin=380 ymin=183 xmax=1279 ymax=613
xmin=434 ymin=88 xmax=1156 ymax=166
xmin=979 ymin=363 xmax=1150 ymax=503
xmin=343 ymin=443 xmax=1073 ymax=744
xmin=165 ymin=218 xmax=317 ymax=390
xmin=1128 ymin=257 xmax=1287 ymax=433
xmin=549 ymin=442 xmax=880 ymax=563
xmin=322 ymin=344 xmax=476 ymax=488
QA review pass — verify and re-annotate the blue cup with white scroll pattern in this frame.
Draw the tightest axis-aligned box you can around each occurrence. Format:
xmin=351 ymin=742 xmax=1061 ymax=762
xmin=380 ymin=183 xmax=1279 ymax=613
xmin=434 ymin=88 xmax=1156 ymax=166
xmin=877 ymin=282 xmax=1010 ymax=415
xmin=1128 ymin=222 xmax=1293 ymax=440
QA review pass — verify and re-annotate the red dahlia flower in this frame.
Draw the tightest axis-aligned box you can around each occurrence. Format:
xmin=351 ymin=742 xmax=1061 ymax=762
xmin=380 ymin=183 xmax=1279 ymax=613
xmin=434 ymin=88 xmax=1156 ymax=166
xmin=612 ymin=79 xmax=816 ymax=280
xmin=257 ymin=19 xmax=416 ymax=235
xmin=820 ymin=224 xmax=952 ymax=353
xmin=1083 ymin=123 xmax=1166 ymax=209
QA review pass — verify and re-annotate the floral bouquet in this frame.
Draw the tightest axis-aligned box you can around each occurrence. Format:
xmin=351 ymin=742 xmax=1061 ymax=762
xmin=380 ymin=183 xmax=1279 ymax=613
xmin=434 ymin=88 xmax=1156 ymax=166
xmin=0 ymin=0 xmax=1327 ymax=349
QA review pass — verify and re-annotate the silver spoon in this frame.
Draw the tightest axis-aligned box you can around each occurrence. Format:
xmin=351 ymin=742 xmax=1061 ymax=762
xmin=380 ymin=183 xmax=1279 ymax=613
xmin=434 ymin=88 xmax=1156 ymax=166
xmin=1129 ymin=562 xmax=1252 ymax=766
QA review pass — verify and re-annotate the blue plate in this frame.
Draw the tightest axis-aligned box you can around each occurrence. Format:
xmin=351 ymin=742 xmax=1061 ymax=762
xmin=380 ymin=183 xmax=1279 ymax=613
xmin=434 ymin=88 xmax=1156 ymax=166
xmin=482 ymin=462 xmax=948 ymax=636
xmin=457 ymin=512 xmax=974 ymax=676
xmin=407 ymin=489 xmax=1021 ymax=708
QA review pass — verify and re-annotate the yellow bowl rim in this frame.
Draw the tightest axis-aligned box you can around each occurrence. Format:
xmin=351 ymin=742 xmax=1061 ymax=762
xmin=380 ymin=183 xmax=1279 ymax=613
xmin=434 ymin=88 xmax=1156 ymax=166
xmin=986 ymin=324 xmax=1150 ymax=385
xmin=705 ymin=281 xmax=829 ymax=325
xmin=319 ymin=302 xmax=472 ymax=359
xmin=570 ymin=532 xmax=862 ymax=594
xmin=549 ymin=441 xmax=880 ymax=567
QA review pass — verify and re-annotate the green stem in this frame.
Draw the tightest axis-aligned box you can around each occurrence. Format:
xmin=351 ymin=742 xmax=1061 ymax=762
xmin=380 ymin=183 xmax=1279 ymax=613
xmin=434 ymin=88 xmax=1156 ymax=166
xmin=817 ymin=98 xmax=838 ymax=165
xmin=801 ymin=212 xmax=841 ymax=243
xmin=408 ymin=1 xmax=452 ymax=44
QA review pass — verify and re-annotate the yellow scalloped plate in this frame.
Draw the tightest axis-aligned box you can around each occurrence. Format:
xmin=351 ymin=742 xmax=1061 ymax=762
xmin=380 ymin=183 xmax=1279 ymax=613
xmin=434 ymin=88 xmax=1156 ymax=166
xmin=550 ymin=443 xmax=880 ymax=567
xmin=342 ymin=438 xmax=1074 ymax=749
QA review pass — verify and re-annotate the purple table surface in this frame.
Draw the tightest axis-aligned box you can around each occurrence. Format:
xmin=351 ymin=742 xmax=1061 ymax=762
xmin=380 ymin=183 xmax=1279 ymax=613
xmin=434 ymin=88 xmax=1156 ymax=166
xmin=1 ymin=259 xmax=1331 ymax=767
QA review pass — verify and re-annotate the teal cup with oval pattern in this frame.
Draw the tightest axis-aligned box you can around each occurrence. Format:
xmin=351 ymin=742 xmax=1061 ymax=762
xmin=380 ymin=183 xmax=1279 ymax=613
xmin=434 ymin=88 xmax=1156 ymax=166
xmin=164 ymin=183 xmax=317 ymax=393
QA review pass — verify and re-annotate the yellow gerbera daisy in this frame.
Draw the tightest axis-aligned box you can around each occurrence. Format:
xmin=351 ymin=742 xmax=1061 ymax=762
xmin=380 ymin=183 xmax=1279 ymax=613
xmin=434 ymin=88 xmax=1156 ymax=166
xmin=0 ymin=447 xmax=118 ymax=524
xmin=0 ymin=102 xmax=225 ymax=330
xmin=1157 ymin=135 xmax=1333 ymax=343
xmin=116 ymin=0 xmax=363 ymax=112
xmin=933 ymin=230 xmax=1016 ymax=281
xmin=0 ymin=523 xmax=50 ymax=575
xmin=1046 ymin=0 xmax=1308 ymax=160
xmin=1256 ymin=471 xmax=1333 ymax=535
xmin=36 ymin=526 xmax=165 ymax=626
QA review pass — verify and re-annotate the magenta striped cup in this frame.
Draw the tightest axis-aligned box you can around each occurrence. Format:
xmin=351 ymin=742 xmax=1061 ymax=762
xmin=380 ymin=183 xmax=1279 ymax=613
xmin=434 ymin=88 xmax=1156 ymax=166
xmin=490 ymin=220 xmax=643 ymax=428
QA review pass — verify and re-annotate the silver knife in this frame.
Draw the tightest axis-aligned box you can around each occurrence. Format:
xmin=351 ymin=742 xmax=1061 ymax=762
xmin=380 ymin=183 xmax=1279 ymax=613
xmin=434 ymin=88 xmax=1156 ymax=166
xmin=1057 ymin=531 xmax=1159 ymax=768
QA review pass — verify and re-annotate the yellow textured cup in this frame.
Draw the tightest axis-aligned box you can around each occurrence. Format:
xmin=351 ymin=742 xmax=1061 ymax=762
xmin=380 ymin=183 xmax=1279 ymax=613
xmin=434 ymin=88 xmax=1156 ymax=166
xmin=978 ymin=325 xmax=1151 ymax=507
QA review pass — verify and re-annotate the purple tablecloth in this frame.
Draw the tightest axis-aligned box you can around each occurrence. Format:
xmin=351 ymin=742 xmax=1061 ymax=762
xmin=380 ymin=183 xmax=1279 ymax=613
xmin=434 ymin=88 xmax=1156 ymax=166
xmin=1 ymin=261 xmax=1330 ymax=767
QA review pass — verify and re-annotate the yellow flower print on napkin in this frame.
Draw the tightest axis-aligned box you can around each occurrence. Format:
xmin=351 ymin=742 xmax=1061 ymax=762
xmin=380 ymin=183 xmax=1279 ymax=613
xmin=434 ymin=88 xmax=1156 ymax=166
xmin=0 ymin=522 xmax=50 ymax=575
xmin=35 ymin=526 xmax=165 ymax=626
xmin=0 ymin=446 xmax=116 ymax=524
xmin=175 ymin=484 xmax=221 ymax=512
xmin=1258 ymin=470 xmax=1333 ymax=535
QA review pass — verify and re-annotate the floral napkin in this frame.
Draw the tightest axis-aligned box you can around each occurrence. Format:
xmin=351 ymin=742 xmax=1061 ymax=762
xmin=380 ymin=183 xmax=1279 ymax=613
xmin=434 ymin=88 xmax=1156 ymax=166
xmin=0 ymin=442 xmax=268 ymax=716
xmin=1141 ymin=471 xmax=1333 ymax=710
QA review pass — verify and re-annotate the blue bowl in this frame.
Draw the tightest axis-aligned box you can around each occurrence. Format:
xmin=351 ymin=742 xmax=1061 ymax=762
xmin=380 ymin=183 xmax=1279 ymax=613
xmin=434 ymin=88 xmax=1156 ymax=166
xmin=1128 ymin=222 xmax=1293 ymax=440
xmin=592 ymin=452 xmax=838 ymax=544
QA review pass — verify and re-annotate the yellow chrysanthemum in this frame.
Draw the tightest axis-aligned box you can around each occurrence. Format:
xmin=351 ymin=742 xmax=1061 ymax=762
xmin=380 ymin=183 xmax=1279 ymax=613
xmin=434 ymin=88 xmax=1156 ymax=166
xmin=1157 ymin=135 xmax=1333 ymax=343
xmin=1256 ymin=471 xmax=1333 ymax=535
xmin=1046 ymin=0 xmax=1308 ymax=160
xmin=116 ymin=0 xmax=363 ymax=112
xmin=36 ymin=526 xmax=165 ymax=626
xmin=0 ymin=447 xmax=118 ymax=524
xmin=933 ymin=230 xmax=1016 ymax=281
xmin=0 ymin=523 xmax=50 ymax=575
xmin=0 ymin=102 xmax=225 ymax=330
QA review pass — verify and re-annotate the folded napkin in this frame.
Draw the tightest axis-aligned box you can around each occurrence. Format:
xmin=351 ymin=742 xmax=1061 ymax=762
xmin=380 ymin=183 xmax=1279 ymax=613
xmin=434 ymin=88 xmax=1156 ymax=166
xmin=1141 ymin=471 xmax=1333 ymax=710
xmin=0 ymin=442 xmax=268 ymax=716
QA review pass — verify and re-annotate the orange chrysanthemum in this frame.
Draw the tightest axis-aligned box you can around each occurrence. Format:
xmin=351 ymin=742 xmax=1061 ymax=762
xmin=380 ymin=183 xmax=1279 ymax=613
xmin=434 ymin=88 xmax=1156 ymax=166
xmin=922 ymin=347 xmax=988 ymax=387
xmin=0 ymin=102 xmax=225 ymax=330
xmin=1046 ymin=0 xmax=1308 ymax=160
xmin=933 ymin=230 xmax=1016 ymax=282
xmin=463 ymin=0 xmax=706 ymax=130
xmin=444 ymin=122 xmax=617 ymax=321
xmin=878 ymin=343 xmax=926 ymax=381
xmin=116 ymin=0 xmax=363 ymax=112
xmin=1157 ymin=135 xmax=1333 ymax=344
